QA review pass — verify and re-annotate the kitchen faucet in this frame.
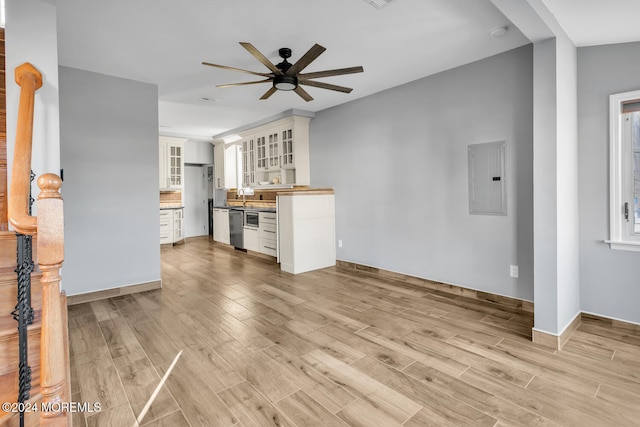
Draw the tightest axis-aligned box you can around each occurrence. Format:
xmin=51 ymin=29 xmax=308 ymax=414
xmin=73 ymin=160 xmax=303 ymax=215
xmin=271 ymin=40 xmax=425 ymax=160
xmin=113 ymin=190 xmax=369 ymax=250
xmin=238 ymin=186 xmax=254 ymax=208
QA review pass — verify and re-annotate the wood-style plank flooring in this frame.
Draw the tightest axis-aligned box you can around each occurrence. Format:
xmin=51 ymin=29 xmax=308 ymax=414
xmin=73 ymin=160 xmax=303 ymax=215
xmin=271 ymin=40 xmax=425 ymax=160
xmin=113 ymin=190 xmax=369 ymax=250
xmin=68 ymin=238 xmax=640 ymax=426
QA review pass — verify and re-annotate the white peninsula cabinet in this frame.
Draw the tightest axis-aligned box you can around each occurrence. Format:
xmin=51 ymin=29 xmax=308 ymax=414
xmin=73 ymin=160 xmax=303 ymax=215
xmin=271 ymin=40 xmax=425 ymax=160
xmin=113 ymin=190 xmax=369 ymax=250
xmin=277 ymin=190 xmax=336 ymax=274
xmin=159 ymin=136 xmax=186 ymax=190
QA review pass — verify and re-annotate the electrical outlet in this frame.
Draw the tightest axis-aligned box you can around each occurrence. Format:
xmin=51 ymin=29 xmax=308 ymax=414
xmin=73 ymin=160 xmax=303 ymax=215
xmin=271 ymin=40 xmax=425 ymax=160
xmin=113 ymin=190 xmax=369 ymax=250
xmin=338 ymin=240 xmax=343 ymax=248
xmin=510 ymin=265 xmax=519 ymax=278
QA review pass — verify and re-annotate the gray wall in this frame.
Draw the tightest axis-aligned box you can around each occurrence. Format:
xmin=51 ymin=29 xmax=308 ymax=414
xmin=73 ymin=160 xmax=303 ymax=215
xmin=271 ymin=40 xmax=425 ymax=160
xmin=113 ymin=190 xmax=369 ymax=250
xmin=59 ymin=66 xmax=161 ymax=296
xmin=578 ymin=41 xmax=640 ymax=324
xmin=310 ymin=45 xmax=534 ymax=301
xmin=6 ymin=0 xmax=61 ymax=204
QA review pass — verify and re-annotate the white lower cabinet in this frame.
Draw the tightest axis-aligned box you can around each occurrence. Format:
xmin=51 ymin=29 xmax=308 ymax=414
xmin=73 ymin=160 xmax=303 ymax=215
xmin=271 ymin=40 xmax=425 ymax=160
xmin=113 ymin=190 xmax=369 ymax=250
xmin=160 ymin=208 xmax=183 ymax=245
xmin=213 ymin=208 xmax=230 ymax=244
xmin=173 ymin=209 xmax=183 ymax=242
xmin=160 ymin=210 xmax=172 ymax=245
xmin=258 ymin=211 xmax=277 ymax=257
xmin=243 ymin=227 xmax=260 ymax=252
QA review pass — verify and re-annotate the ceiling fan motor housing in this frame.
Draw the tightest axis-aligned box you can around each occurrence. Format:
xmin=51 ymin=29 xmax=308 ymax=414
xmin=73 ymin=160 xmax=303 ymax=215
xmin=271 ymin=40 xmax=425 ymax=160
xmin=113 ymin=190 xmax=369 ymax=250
xmin=274 ymin=74 xmax=298 ymax=91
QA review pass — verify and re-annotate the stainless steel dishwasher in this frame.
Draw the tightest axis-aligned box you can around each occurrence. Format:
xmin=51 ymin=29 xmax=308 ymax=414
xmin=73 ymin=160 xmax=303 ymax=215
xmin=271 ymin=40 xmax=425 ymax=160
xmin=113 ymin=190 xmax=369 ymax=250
xmin=229 ymin=209 xmax=244 ymax=249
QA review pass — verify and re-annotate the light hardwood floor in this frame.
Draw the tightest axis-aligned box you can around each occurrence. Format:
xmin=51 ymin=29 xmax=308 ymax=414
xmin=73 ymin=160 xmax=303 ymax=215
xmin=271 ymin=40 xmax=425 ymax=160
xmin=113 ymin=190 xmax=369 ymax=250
xmin=68 ymin=238 xmax=640 ymax=426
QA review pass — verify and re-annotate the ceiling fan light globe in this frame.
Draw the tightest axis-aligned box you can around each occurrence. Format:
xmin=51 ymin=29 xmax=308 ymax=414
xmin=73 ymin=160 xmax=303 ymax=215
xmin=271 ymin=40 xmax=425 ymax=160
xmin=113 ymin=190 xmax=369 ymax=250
xmin=274 ymin=75 xmax=298 ymax=91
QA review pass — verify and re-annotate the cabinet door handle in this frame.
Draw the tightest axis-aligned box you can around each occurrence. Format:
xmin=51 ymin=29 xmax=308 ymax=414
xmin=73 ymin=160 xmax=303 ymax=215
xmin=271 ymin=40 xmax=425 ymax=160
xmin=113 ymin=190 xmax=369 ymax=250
xmin=265 ymin=246 xmax=276 ymax=250
xmin=264 ymin=230 xmax=276 ymax=234
xmin=624 ymin=202 xmax=629 ymax=222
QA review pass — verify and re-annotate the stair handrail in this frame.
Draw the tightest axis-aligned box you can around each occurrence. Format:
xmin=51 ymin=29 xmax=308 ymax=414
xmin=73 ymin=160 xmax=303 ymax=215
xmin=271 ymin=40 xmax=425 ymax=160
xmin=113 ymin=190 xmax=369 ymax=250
xmin=8 ymin=63 xmax=41 ymax=235
xmin=9 ymin=62 xmax=70 ymax=426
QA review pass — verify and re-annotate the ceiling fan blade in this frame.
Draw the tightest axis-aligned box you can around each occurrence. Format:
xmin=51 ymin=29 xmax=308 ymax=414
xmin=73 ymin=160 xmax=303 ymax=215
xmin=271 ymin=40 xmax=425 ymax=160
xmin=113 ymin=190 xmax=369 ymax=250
xmin=201 ymin=62 xmax=272 ymax=77
xmin=239 ymin=42 xmax=283 ymax=75
xmin=216 ymin=79 xmax=273 ymax=88
xmin=294 ymin=86 xmax=314 ymax=102
xmin=286 ymin=44 xmax=326 ymax=76
xmin=260 ymin=86 xmax=278 ymax=100
xmin=299 ymin=66 xmax=364 ymax=80
xmin=299 ymin=80 xmax=353 ymax=93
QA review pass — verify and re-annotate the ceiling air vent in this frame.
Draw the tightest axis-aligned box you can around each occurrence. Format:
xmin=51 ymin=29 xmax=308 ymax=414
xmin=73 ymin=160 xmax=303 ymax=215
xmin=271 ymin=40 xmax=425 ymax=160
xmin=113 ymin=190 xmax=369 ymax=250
xmin=362 ymin=0 xmax=394 ymax=9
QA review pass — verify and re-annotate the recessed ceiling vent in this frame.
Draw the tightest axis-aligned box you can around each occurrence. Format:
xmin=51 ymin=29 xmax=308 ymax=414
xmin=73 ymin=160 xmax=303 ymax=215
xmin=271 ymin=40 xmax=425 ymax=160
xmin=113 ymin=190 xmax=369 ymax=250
xmin=362 ymin=0 xmax=394 ymax=9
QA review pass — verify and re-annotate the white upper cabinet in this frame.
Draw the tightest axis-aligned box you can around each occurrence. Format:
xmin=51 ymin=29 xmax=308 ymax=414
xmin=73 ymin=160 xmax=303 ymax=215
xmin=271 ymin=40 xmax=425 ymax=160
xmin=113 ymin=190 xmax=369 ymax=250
xmin=236 ymin=115 xmax=311 ymax=187
xmin=214 ymin=142 xmax=241 ymax=189
xmin=159 ymin=137 xmax=186 ymax=189
xmin=281 ymin=128 xmax=294 ymax=168
xmin=267 ymin=131 xmax=280 ymax=170
xmin=242 ymin=137 xmax=256 ymax=187
xmin=256 ymin=136 xmax=267 ymax=171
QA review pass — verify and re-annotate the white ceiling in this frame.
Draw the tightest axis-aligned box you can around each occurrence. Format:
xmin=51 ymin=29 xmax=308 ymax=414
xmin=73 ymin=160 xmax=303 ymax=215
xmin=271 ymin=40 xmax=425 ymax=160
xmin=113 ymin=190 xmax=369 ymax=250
xmin=54 ymin=0 xmax=640 ymax=140
xmin=542 ymin=0 xmax=640 ymax=47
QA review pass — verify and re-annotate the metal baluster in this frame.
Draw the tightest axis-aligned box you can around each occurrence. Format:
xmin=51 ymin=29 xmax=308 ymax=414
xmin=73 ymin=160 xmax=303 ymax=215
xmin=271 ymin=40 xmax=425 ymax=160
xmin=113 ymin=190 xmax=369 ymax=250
xmin=11 ymin=170 xmax=35 ymax=427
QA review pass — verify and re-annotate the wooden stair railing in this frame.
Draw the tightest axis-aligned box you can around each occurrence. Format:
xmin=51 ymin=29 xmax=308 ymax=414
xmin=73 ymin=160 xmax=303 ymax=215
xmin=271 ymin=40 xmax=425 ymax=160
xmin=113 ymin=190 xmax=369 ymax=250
xmin=9 ymin=63 xmax=40 ymax=235
xmin=9 ymin=63 xmax=70 ymax=426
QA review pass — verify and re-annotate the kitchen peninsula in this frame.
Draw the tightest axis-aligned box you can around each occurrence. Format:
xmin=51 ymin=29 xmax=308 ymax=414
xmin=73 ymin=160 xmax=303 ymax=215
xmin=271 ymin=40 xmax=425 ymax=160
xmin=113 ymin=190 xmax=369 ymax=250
xmin=214 ymin=186 xmax=336 ymax=274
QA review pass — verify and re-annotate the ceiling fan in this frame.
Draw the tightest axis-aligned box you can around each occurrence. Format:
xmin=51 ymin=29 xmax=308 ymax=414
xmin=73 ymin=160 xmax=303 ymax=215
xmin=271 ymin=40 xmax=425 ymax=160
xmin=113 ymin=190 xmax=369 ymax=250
xmin=202 ymin=42 xmax=364 ymax=102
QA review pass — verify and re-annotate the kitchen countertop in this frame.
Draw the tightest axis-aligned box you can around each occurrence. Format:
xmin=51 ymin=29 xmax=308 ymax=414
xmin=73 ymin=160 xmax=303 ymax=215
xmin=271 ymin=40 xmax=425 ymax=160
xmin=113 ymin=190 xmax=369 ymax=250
xmin=160 ymin=206 xmax=184 ymax=210
xmin=214 ymin=206 xmax=276 ymax=213
xmin=276 ymin=188 xmax=334 ymax=196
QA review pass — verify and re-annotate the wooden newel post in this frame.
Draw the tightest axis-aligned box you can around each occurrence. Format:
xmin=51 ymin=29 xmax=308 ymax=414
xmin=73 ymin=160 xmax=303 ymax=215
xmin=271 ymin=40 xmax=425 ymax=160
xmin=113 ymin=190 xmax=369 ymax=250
xmin=37 ymin=173 xmax=69 ymax=426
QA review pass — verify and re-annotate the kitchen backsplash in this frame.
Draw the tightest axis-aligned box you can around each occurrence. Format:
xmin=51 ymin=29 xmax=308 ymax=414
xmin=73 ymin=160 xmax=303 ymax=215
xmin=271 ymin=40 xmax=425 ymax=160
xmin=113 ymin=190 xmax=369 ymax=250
xmin=225 ymin=186 xmax=311 ymax=208
xmin=160 ymin=190 xmax=182 ymax=206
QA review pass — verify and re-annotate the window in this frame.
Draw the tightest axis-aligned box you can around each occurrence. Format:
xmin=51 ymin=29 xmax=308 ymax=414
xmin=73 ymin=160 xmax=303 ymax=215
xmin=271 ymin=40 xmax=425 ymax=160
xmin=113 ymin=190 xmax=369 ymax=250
xmin=607 ymin=89 xmax=640 ymax=251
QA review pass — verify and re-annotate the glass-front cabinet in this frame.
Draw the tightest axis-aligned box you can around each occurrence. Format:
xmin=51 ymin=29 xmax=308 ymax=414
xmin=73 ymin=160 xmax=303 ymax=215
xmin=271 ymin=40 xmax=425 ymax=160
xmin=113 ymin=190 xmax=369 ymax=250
xmin=218 ymin=115 xmax=311 ymax=187
xmin=256 ymin=136 xmax=267 ymax=170
xmin=281 ymin=128 xmax=294 ymax=168
xmin=168 ymin=144 xmax=182 ymax=187
xmin=242 ymin=137 xmax=256 ymax=187
xmin=159 ymin=136 xmax=186 ymax=189
xmin=268 ymin=132 xmax=279 ymax=169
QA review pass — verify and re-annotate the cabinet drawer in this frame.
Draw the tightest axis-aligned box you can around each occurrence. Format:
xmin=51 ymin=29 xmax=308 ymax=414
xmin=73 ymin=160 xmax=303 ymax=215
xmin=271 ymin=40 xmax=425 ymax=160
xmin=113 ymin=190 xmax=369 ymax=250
xmin=259 ymin=227 xmax=277 ymax=240
xmin=261 ymin=221 xmax=276 ymax=231
xmin=259 ymin=240 xmax=277 ymax=257
xmin=160 ymin=210 xmax=172 ymax=219
xmin=259 ymin=212 xmax=276 ymax=224
xmin=160 ymin=233 xmax=172 ymax=244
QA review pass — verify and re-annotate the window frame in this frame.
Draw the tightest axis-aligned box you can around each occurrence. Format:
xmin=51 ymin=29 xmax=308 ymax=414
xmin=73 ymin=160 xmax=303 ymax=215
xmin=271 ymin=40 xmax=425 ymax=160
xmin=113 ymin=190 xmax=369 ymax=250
xmin=607 ymin=89 xmax=640 ymax=251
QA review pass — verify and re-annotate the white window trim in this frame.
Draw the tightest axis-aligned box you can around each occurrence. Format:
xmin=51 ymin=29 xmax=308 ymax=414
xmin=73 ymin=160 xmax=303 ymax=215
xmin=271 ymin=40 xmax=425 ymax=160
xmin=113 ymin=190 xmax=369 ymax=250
xmin=606 ymin=89 xmax=640 ymax=252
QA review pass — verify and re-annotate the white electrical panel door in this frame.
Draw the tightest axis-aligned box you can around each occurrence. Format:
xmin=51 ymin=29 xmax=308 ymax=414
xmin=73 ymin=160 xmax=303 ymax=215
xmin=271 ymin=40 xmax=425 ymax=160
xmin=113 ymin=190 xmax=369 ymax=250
xmin=468 ymin=141 xmax=506 ymax=215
